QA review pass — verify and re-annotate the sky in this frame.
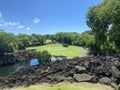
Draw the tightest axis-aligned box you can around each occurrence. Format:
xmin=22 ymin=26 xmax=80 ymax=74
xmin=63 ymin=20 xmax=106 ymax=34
xmin=0 ymin=0 xmax=102 ymax=35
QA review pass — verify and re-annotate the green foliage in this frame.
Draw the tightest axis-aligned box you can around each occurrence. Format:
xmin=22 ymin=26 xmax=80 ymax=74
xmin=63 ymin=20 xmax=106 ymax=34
xmin=31 ymin=34 xmax=45 ymax=46
xmin=0 ymin=29 xmax=92 ymax=56
xmin=36 ymin=50 xmax=51 ymax=63
xmin=0 ymin=31 xmax=18 ymax=55
xmin=86 ymin=0 xmax=120 ymax=52
xmin=17 ymin=34 xmax=32 ymax=49
xmin=0 ymin=30 xmax=46 ymax=56
xmin=17 ymin=33 xmax=45 ymax=49
xmin=50 ymin=31 xmax=94 ymax=49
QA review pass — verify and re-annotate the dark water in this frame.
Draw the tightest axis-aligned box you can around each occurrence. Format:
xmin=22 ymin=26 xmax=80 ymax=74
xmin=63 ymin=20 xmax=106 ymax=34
xmin=0 ymin=57 xmax=68 ymax=77
xmin=0 ymin=59 xmax=39 ymax=77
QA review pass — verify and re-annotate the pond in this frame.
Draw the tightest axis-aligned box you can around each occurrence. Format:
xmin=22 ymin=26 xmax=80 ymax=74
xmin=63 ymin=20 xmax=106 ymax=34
xmin=0 ymin=57 xmax=68 ymax=77
xmin=0 ymin=59 xmax=39 ymax=77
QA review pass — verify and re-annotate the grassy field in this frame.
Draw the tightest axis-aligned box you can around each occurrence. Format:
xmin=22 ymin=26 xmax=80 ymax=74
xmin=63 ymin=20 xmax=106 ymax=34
xmin=5 ymin=82 xmax=113 ymax=90
xmin=26 ymin=44 xmax=83 ymax=58
xmin=45 ymin=39 xmax=52 ymax=44
xmin=6 ymin=84 xmax=95 ymax=90
xmin=8 ymin=85 xmax=94 ymax=90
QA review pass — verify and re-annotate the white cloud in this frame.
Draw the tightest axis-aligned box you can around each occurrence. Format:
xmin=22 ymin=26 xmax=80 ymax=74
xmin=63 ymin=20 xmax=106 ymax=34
xmin=26 ymin=27 xmax=31 ymax=30
xmin=0 ymin=20 xmax=26 ymax=29
xmin=18 ymin=25 xmax=24 ymax=29
xmin=33 ymin=17 xmax=40 ymax=24
xmin=0 ymin=12 xmax=32 ymax=30
xmin=0 ymin=12 xmax=2 ymax=18
xmin=4 ymin=22 xmax=20 ymax=27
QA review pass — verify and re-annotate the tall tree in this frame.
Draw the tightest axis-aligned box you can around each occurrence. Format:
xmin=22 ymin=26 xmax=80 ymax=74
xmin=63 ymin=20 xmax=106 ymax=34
xmin=87 ymin=0 xmax=120 ymax=52
xmin=0 ymin=32 xmax=18 ymax=55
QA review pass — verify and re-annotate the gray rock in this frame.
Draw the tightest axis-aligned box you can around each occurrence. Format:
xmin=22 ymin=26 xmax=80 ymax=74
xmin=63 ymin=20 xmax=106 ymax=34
xmin=50 ymin=75 xmax=65 ymax=83
xmin=110 ymin=83 xmax=118 ymax=90
xmin=99 ymin=77 xmax=111 ymax=85
xmin=62 ymin=76 xmax=73 ymax=82
xmin=111 ymin=66 xmax=120 ymax=76
xmin=73 ymin=74 xmax=93 ymax=82
xmin=118 ymin=84 xmax=120 ymax=90
xmin=75 ymin=66 xmax=86 ymax=71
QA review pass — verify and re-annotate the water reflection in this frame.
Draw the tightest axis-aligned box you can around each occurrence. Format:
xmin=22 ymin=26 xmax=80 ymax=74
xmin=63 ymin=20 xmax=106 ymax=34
xmin=0 ymin=59 xmax=39 ymax=77
xmin=30 ymin=59 xmax=39 ymax=66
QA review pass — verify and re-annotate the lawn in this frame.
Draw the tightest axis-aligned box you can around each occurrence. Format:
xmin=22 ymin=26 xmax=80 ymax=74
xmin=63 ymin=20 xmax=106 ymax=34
xmin=26 ymin=44 xmax=83 ymax=58
xmin=5 ymin=82 xmax=113 ymax=90
xmin=7 ymin=84 xmax=95 ymax=90
xmin=45 ymin=39 xmax=52 ymax=44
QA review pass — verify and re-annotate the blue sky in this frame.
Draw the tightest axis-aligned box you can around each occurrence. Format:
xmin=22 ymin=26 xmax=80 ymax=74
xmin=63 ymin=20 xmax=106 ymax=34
xmin=0 ymin=0 xmax=102 ymax=35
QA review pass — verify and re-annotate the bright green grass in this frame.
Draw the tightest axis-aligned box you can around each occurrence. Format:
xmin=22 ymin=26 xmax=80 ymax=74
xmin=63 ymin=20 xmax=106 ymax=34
xmin=26 ymin=44 xmax=82 ymax=58
xmin=9 ymin=85 xmax=95 ymax=90
xmin=45 ymin=39 xmax=52 ymax=44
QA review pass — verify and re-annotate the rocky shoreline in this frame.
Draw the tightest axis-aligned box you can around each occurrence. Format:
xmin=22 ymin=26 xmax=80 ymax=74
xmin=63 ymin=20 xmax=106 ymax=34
xmin=0 ymin=50 xmax=36 ymax=66
xmin=0 ymin=55 xmax=120 ymax=90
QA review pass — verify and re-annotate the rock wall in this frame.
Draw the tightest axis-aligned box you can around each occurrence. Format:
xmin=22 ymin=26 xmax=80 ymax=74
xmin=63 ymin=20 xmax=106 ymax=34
xmin=0 ymin=50 xmax=36 ymax=66
xmin=0 ymin=55 xmax=120 ymax=89
xmin=13 ymin=50 xmax=36 ymax=61
xmin=0 ymin=53 xmax=15 ymax=65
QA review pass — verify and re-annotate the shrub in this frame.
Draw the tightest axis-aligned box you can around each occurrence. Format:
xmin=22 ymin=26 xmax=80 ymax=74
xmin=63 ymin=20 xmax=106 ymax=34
xmin=36 ymin=50 xmax=51 ymax=63
xmin=62 ymin=44 xmax=69 ymax=47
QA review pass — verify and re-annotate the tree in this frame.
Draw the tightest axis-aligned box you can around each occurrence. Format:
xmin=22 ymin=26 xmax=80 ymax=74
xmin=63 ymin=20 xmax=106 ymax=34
xmin=31 ymin=34 xmax=45 ymax=46
xmin=17 ymin=34 xmax=32 ymax=49
xmin=0 ymin=32 xmax=18 ymax=55
xmin=86 ymin=0 xmax=120 ymax=52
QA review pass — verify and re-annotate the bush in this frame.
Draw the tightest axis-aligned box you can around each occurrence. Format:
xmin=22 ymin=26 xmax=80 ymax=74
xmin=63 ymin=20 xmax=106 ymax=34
xmin=62 ymin=44 xmax=69 ymax=47
xmin=36 ymin=50 xmax=51 ymax=63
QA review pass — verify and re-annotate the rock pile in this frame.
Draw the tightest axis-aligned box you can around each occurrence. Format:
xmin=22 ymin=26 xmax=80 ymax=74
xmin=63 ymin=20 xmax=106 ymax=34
xmin=13 ymin=50 xmax=36 ymax=61
xmin=0 ymin=55 xmax=120 ymax=90
xmin=0 ymin=50 xmax=36 ymax=66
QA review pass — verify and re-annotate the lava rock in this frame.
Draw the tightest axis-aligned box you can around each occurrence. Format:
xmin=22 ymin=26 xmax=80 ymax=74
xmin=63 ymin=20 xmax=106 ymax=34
xmin=99 ymin=77 xmax=111 ymax=85
xmin=73 ymin=74 xmax=93 ymax=82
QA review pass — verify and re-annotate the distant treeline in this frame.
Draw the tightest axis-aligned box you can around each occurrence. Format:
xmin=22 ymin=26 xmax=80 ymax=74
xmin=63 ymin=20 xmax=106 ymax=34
xmin=0 ymin=31 xmax=45 ymax=55
xmin=44 ymin=31 xmax=94 ymax=48
xmin=0 ymin=30 xmax=94 ymax=55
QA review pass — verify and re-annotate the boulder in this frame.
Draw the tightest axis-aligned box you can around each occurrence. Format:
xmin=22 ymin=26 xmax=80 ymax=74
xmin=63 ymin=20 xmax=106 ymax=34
xmin=75 ymin=66 xmax=86 ymax=73
xmin=75 ymin=66 xmax=86 ymax=71
xmin=99 ymin=77 xmax=111 ymax=85
xmin=91 ymin=76 xmax=99 ymax=83
xmin=110 ymin=83 xmax=118 ymax=90
xmin=73 ymin=74 xmax=93 ymax=82
xmin=111 ymin=66 xmax=120 ymax=77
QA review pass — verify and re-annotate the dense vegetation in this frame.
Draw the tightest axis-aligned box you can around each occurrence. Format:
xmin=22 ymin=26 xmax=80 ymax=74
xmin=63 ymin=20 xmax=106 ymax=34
xmin=44 ymin=31 xmax=94 ymax=48
xmin=0 ymin=31 xmax=45 ymax=55
xmin=0 ymin=30 xmax=93 ymax=56
xmin=87 ymin=0 xmax=120 ymax=53
xmin=36 ymin=50 xmax=51 ymax=63
xmin=0 ymin=31 xmax=18 ymax=55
